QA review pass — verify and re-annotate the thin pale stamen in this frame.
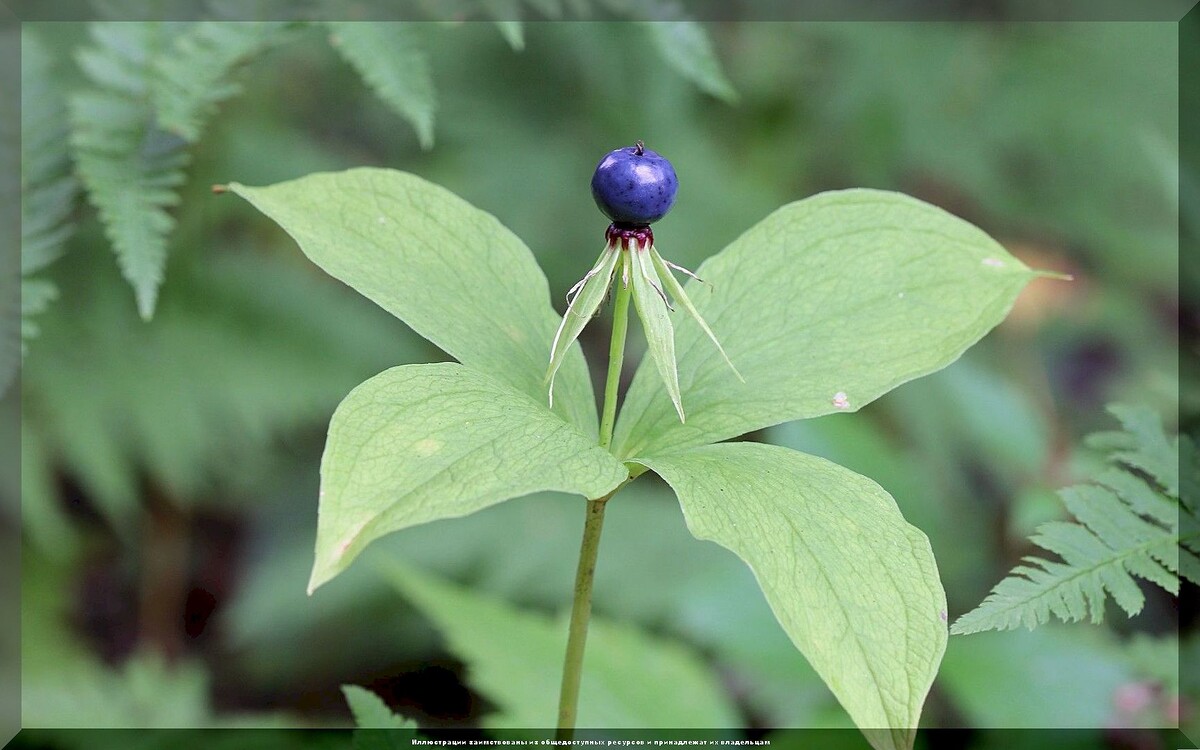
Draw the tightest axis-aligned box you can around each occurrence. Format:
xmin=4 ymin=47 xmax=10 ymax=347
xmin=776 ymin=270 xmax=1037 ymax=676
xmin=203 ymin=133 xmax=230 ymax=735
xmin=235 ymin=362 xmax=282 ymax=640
xmin=646 ymin=270 xmax=673 ymax=311
xmin=566 ymin=250 xmax=613 ymax=304
xmin=663 ymin=258 xmax=706 ymax=285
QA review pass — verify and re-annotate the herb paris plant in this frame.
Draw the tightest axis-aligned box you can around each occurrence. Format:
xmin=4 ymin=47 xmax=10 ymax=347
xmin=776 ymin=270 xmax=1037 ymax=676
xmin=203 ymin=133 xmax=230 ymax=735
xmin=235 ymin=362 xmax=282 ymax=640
xmin=547 ymin=141 xmax=740 ymax=423
xmin=228 ymin=145 xmax=1040 ymax=749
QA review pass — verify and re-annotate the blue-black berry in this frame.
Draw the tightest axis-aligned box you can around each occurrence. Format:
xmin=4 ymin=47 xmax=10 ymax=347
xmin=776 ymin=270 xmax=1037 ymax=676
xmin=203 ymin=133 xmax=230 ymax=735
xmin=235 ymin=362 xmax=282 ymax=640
xmin=591 ymin=141 xmax=678 ymax=226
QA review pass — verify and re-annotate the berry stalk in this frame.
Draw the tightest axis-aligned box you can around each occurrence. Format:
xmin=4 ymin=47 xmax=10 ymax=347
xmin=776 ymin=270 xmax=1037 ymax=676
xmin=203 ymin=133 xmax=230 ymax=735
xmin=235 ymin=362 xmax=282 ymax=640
xmin=555 ymin=267 xmax=633 ymax=739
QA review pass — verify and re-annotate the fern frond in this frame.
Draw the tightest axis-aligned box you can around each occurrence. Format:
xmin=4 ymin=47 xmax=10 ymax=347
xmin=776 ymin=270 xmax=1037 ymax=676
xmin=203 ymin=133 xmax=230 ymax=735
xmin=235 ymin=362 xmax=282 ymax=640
xmin=326 ymin=22 xmax=437 ymax=149
xmin=952 ymin=405 xmax=1196 ymax=635
xmin=71 ymin=22 xmax=190 ymax=320
xmin=22 ymin=244 xmax=431 ymax=528
xmin=477 ymin=0 xmax=525 ymax=49
xmin=21 ymin=32 xmax=78 ymax=356
xmin=0 ymin=30 xmax=17 ymax=398
xmin=1086 ymin=403 xmax=1179 ymax=497
xmin=153 ymin=21 xmax=288 ymax=142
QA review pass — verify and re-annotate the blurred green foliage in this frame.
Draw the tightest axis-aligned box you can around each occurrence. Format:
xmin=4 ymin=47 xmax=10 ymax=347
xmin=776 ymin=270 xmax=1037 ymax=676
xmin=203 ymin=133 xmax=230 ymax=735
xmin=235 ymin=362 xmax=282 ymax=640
xmin=15 ymin=12 xmax=1187 ymax=748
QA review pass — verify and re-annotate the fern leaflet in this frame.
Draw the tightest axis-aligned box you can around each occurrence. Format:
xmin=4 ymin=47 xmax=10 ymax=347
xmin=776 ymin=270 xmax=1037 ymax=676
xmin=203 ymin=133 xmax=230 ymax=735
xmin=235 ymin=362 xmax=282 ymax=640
xmin=21 ymin=32 xmax=78 ymax=355
xmin=326 ymin=21 xmax=437 ymax=149
xmin=154 ymin=21 xmax=289 ymax=143
xmin=71 ymin=22 xmax=190 ymax=320
xmin=952 ymin=404 xmax=1198 ymax=634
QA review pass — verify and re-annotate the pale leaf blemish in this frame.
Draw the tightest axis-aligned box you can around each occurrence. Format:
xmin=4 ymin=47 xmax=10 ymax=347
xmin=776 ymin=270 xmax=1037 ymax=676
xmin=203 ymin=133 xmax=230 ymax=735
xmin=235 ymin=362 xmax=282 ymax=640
xmin=377 ymin=216 xmax=387 ymax=225
xmin=503 ymin=322 xmax=525 ymax=344
xmin=414 ymin=438 xmax=443 ymax=457
xmin=982 ymin=258 xmax=1005 ymax=268
xmin=939 ymin=610 xmax=948 ymax=623
xmin=832 ymin=391 xmax=850 ymax=410
xmin=335 ymin=519 xmax=370 ymax=561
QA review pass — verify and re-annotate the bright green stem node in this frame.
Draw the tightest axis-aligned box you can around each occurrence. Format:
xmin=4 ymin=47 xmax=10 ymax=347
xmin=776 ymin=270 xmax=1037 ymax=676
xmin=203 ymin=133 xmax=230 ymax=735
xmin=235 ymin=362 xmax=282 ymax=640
xmin=556 ymin=261 xmax=632 ymax=738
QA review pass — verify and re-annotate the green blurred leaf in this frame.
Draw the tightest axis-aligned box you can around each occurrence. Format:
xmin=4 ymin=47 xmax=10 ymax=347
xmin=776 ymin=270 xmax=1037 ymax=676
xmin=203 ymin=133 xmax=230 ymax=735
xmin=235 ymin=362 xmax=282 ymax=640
xmin=21 ymin=554 xmax=304 ymax=735
xmin=479 ymin=0 xmax=525 ymax=50
xmin=493 ymin=20 xmax=525 ymax=50
xmin=814 ymin=24 xmax=1176 ymax=292
xmin=229 ymin=168 xmax=599 ymax=437
xmin=326 ymin=22 xmax=437 ymax=149
xmin=310 ymin=363 xmax=627 ymax=592
xmin=22 ymin=246 xmax=420 ymax=529
xmin=222 ymin=482 xmax=738 ymax=689
xmin=342 ymin=685 xmax=415 ymax=730
xmin=22 ymin=555 xmax=212 ymax=729
xmin=614 ymin=189 xmax=1035 ymax=459
xmin=20 ymin=421 xmax=79 ymax=560
xmin=1124 ymin=633 xmax=1180 ymax=696
xmin=940 ymin=627 xmax=1132 ymax=728
xmin=636 ymin=443 xmax=946 ymax=750
xmin=25 ymin=650 xmax=213 ymax=729
xmin=642 ymin=21 xmax=737 ymax=104
xmin=342 ymin=684 xmax=419 ymax=750
xmin=385 ymin=563 xmax=739 ymax=729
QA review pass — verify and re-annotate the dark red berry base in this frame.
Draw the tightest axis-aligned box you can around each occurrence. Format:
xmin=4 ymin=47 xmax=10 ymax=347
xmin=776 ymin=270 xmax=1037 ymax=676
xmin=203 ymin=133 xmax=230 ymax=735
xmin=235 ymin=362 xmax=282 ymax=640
xmin=605 ymin=223 xmax=654 ymax=251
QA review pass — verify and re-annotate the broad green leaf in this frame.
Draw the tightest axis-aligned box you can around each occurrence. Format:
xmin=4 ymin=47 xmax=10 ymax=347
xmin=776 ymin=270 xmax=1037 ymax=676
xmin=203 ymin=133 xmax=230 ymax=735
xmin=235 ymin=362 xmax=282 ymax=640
xmin=642 ymin=21 xmax=737 ymax=104
xmin=636 ymin=443 xmax=947 ymax=750
xmin=310 ymin=363 xmax=626 ymax=592
xmin=229 ymin=168 xmax=598 ymax=436
xmin=385 ymin=563 xmax=739 ymax=729
xmin=614 ymin=189 xmax=1036 ymax=459
xmin=326 ymin=22 xmax=436 ymax=149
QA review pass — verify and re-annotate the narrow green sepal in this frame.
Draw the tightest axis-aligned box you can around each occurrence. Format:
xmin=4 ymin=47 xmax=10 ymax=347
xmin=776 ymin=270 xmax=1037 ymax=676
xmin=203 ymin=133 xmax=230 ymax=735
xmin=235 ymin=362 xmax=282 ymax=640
xmin=546 ymin=245 xmax=620 ymax=406
xmin=631 ymin=245 xmax=685 ymax=422
xmin=650 ymin=247 xmax=744 ymax=383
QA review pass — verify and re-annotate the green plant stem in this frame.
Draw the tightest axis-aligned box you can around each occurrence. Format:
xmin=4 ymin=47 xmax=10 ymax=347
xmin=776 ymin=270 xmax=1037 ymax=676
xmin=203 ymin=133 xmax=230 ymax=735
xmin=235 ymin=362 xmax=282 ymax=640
xmin=556 ymin=259 xmax=632 ymax=739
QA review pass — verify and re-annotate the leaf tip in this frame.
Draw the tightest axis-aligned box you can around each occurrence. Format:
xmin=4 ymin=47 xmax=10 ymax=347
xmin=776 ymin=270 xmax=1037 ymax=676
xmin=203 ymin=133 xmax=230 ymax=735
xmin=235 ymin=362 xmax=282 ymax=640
xmin=1033 ymin=268 xmax=1074 ymax=282
xmin=135 ymin=286 xmax=158 ymax=322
